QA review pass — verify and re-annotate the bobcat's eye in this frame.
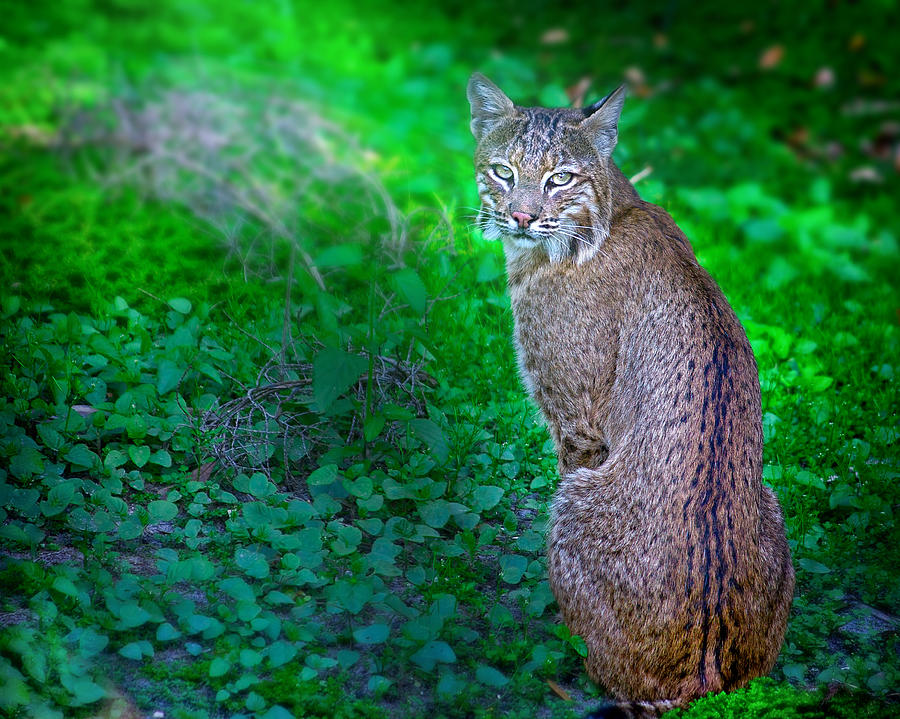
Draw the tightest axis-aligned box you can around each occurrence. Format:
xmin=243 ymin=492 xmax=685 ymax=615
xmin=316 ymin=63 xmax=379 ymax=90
xmin=491 ymin=164 xmax=514 ymax=181
xmin=547 ymin=171 xmax=573 ymax=187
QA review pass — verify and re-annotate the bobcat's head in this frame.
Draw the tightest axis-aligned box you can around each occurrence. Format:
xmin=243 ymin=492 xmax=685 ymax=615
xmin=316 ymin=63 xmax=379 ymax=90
xmin=467 ymin=73 xmax=625 ymax=264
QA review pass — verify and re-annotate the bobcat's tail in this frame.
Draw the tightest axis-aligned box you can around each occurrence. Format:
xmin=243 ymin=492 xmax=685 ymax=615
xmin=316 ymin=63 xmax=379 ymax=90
xmin=583 ymin=698 xmax=682 ymax=718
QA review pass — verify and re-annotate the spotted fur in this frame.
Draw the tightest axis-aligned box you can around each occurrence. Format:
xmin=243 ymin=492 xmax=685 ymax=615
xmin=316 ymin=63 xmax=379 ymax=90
xmin=467 ymin=74 xmax=794 ymax=718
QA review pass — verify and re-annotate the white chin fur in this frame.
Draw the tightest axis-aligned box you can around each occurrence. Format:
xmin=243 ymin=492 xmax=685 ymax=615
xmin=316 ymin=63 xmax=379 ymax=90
xmin=481 ymin=224 xmax=502 ymax=241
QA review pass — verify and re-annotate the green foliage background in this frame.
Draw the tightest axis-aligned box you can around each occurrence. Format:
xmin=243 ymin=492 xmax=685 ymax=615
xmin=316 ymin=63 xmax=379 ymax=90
xmin=0 ymin=1 xmax=897 ymax=717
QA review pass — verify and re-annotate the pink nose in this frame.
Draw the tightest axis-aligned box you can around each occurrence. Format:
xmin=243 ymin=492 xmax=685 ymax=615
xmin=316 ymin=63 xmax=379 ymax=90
xmin=511 ymin=211 xmax=534 ymax=229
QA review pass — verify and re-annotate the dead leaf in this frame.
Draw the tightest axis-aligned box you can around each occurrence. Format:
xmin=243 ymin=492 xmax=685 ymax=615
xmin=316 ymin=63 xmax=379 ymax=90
xmin=858 ymin=69 xmax=886 ymax=87
xmin=566 ymin=77 xmax=592 ymax=108
xmin=653 ymin=33 xmax=668 ymax=49
xmin=813 ymin=67 xmax=835 ymax=88
xmin=625 ymin=66 xmax=646 ymax=86
xmin=540 ymin=28 xmax=569 ymax=46
xmin=191 ymin=461 xmax=217 ymax=484
xmin=547 ymin=679 xmax=572 ymax=701
xmin=863 ymin=121 xmax=900 ymax=161
xmin=849 ymin=166 xmax=882 ymax=183
xmin=759 ymin=45 xmax=784 ymax=70
xmin=4 ymin=124 xmax=57 ymax=146
xmin=786 ymin=126 xmax=810 ymax=149
xmin=849 ymin=32 xmax=866 ymax=51
xmin=624 ymin=66 xmax=653 ymax=98
xmin=629 ymin=166 xmax=653 ymax=184
xmin=72 ymin=404 xmax=98 ymax=418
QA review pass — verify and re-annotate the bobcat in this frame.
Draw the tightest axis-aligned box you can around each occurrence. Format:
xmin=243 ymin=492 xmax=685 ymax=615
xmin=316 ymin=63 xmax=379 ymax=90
xmin=467 ymin=73 xmax=794 ymax=718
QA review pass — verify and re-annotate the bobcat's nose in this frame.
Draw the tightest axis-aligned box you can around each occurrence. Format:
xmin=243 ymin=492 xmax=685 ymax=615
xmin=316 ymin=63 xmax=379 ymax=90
xmin=511 ymin=211 xmax=534 ymax=229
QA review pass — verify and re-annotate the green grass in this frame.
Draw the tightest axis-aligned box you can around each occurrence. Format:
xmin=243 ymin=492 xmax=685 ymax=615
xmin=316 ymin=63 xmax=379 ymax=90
xmin=0 ymin=1 xmax=898 ymax=717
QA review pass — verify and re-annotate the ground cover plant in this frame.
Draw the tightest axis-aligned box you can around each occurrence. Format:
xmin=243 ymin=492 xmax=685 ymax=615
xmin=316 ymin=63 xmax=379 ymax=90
xmin=0 ymin=1 xmax=897 ymax=717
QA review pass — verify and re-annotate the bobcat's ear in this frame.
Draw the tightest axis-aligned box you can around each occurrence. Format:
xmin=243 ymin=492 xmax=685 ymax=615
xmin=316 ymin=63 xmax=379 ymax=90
xmin=581 ymin=84 xmax=626 ymax=158
xmin=467 ymin=73 xmax=515 ymax=142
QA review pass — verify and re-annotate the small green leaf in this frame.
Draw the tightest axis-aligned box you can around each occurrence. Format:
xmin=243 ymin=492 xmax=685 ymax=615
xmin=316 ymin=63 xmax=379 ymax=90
xmin=347 ymin=476 xmax=373 ymax=498
xmin=118 ymin=517 xmax=143 ymax=540
xmin=156 ymin=359 xmax=183 ymax=395
xmin=239 ymin=649 xmax=262 ymax=667
xmin=419 ymin=500 xmax=450 ymax=529
xmin=473 ymin=485 xmax=504 ymax=511
xmin=569 ymin=634 xmax=589 ymax=657
xmin=267 ymin=641 xmax=298 ymax=668
xmin=793 ymin=471 xmax=825 ymax=491
xmin=185 ymin=614 xmax=213 ymax=634
xmin=209 ymin=657 xmax=231 ymax=678
xmin=336 ymin=524 xmax=362 ymax=549
xmin=66 ymin=444 xmax=99 ymax=470
xmin=337 ymin=650 xmax=360 ymax=669
xmin=78 ymin=628 xmax=109 ymax=657
xmin=261 ymin=706 xmax=294 ymax=719
xmin=129 ymin=445 xmax=150 ymax=468
xmin=235 ymin=548 xmax=270 ymax=579
xmin=245 ymin=691 xmax=266 ymax=711
xmin=332 ymin=579 xmax=373 ymax=614
xmin=42 ymin=482 xmax=76 ymax=516
xmin=149 ymin=449 xmax=172 ymax=467
xmin=516 ymin=530 xmax=543 ymax=552
xmin=798 ymin=558 xmax=831 ymax=574
xmin=307 ymin=464 xmax=339 ymax=487
xmin=61 ymin=675 xmax=105 ymax=705
xmin=409 ymin=419 xmax=449 ymax=463
xmin=148 ymin=500 xmax=177 ymax=522
xmin=156 ymin=623 xmax=181 ymax=641
xmin=437 ymin=670 xmax=466 ymax=697
xmin=316 ymin=244 xmax=364 ymax=267
xmin=1 ymin=294 xmax=21 ymax=318
xmin=10 ymin=446 xmax=44 ymax=479
xmin=248 ymin=472 xmax=273 ymax=498
xmin=367 ymin=674 xmax=392 ymax=695
xmin=392 ymin=267 xmax=428 ymax=315
xmin=500 ymin=554 xmax=528 ymax=584
xmin=353 ymin=623 xmax=390 ymax=644
xmin=312 ymin=348 xmax=368 ymax=411
xmin=475 ymin=664 xmax=508 ymax=687
xmin=410 ymin=640 xmax=456 ymax=671
xmin=36 ymin=424 xmax=64 ymax=451
xmin=364 ymin=414 xmax=387 ymax=441
xmin=104 ymin=449 xmax=128 ymax=470
xmin=168 ymin=297 xmax=192 ymax=314
xmin=117 ymin=603 xmax=151 ymax=629
xmin=119 ymin=640 xmax=153 ymax=660
xmin=125 ymin=415 xmax=148 ymax=440
xmin=803 ymin=375 xmax=833 ymax=393
xmin=52 ymin=575 xmax=80 ymax=598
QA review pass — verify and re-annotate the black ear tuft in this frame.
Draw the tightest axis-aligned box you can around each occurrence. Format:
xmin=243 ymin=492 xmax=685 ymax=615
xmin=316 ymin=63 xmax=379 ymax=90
xmin=580 ymin=84 xmax=626 ymax=157
xmin=583 ymin=87 xmax=617 ymax=117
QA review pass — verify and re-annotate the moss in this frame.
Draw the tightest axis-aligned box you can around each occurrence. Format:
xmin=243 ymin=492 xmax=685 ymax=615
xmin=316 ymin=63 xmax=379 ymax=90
xmin=664 ymin=678 xmax=891 ymax=719
xmin=258 ymin=670 xmax=388 ymax=718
